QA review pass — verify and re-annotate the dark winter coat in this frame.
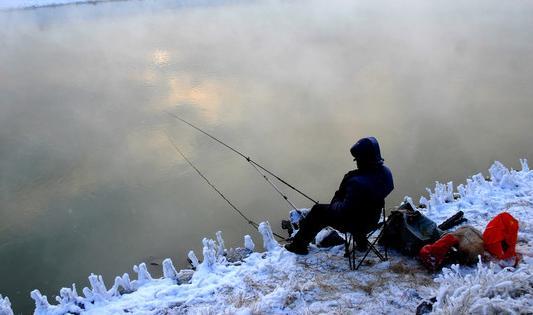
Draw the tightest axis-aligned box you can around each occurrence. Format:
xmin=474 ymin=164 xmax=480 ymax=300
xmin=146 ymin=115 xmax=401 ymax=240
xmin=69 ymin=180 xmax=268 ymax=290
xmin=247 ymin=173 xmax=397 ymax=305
xmin=330 ymin=138 xmax=394 ymax=232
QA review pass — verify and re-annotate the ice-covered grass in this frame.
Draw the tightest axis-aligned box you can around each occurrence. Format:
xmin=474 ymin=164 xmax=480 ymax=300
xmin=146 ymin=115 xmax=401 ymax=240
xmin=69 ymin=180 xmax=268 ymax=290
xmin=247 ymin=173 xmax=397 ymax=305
xmin=0 ymin=0 xmax=110 ymax=11
xmin=1 ymin=160 xmax=531 ymax=314
xmin=432 ymin=260 xmax=532 ymax=314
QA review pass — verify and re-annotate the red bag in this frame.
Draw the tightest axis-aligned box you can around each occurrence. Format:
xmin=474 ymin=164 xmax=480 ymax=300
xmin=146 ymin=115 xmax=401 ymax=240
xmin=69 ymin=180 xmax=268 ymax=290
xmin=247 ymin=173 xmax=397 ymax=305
xmin=419 ymin=234 xmax=459 ymax=271
xmin=483 ymin=212 xmax=519 ymax=260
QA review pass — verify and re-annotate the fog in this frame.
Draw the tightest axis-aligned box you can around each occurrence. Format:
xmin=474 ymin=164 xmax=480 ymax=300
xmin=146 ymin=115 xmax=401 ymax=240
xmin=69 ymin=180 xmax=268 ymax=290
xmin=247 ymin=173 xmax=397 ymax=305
xmin=1 ymin=0 xmax=532 ymax=312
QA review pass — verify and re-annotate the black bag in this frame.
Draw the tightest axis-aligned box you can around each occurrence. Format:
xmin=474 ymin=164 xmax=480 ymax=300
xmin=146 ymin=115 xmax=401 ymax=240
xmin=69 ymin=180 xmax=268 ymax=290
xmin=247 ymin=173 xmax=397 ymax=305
xmin=380 ymin=209 xmax=443 ymax=256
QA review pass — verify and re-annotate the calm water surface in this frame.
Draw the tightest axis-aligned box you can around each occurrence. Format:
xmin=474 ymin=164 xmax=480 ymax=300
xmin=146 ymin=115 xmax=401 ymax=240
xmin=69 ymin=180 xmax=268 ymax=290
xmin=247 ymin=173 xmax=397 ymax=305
xmin=1 ymin=0 xmax=532 ymax=313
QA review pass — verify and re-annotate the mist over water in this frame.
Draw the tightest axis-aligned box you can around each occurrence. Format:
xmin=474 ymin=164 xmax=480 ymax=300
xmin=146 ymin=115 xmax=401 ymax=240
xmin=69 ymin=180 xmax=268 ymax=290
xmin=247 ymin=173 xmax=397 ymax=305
xmin=1 ymin=0 xmax=532 ymax=312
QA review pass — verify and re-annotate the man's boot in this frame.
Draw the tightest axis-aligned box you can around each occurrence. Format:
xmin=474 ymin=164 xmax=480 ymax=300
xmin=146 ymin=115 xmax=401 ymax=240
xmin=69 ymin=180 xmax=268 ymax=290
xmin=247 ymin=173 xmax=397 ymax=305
xmin=284 ymin=241 xmax=309 ymax=255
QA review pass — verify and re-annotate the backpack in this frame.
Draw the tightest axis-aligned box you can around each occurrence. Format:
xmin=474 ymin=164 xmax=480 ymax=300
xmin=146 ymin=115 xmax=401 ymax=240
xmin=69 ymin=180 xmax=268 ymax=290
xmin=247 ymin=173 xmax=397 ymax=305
xmin=380 ymin=209 xmax=443 ymax=256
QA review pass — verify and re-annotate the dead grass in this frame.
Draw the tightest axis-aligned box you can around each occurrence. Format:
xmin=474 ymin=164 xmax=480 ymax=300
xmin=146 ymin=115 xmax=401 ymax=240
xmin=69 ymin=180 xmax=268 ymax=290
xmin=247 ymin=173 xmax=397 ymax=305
xmin=390 ymin=262 xmax=413 ymax=275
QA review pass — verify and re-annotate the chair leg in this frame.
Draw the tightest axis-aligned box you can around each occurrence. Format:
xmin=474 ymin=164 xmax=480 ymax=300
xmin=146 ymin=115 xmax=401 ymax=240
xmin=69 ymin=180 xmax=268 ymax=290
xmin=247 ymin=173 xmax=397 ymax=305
xmin=382 ymin=206 xmax=388 ymax=260
xmin=351 ymin=239 xmax=356 ymax=270
xmin=351 ymin=206 xmax=389 ymax=270
xmin=345 ymin=233 xmax=354 ymax=270
xmin=355 ymin=228 xmax=388 ymax=270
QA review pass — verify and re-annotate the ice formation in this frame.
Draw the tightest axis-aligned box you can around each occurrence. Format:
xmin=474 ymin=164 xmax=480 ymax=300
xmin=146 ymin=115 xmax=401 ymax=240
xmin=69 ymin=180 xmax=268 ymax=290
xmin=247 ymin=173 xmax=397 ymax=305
xmin=0 ymin=295 xmax=13 ymax=315
xmin=162 ymin=259 xmax=179 ymax=281
xmin=133 ymin=263 xmax=153 ymax=285
xmin=216 ymin=231 xmax=226 ymax=257
xmin=187 ymin=250 xmax=199 ymax=269
xmin=244 ymin=234 xmax=255 ymax=251
xmin=199 ymin=238 xmax=217 ymax=272
xmin=432 ymin=260 xmax=533 ymax=314
xmin=258 ymin=221 xmax=279 ymax=252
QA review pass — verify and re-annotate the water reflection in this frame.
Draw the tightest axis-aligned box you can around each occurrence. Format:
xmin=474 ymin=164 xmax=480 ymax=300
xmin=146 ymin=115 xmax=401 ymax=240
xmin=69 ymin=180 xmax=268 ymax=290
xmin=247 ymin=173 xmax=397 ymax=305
xmin=151 ymin=49 xmax=170 ymax=67
xmin=1 ymin=0 xmax=533 ymax=313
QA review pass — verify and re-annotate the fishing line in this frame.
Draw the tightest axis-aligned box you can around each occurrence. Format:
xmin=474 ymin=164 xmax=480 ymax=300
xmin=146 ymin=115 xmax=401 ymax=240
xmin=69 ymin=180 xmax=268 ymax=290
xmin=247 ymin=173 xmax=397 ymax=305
xmin=165 ymin=111 xmax=318 ymax=207
xmin=165 ymin=132 xmax=287 ymax=240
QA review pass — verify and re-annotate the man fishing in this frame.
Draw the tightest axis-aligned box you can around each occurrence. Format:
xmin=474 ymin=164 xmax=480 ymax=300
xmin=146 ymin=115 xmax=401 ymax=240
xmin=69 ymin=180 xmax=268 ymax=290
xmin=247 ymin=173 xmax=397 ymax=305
xmin=285 ymin=137 xmax=394 ymax=255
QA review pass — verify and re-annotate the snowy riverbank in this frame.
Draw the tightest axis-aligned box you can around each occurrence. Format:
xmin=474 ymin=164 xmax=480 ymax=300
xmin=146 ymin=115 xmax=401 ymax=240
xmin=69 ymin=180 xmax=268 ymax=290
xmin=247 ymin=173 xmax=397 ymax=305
xmin=1 ymin=160 xmax=532 ymax=314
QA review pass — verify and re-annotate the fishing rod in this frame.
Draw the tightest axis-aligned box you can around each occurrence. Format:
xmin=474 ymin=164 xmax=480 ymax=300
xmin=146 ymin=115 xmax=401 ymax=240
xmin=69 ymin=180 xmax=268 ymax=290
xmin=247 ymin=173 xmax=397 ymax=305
xmin=165 ymin=111 xmax=319 ymax=207
xmin=165 ymin=132 xmax=287 ymax=241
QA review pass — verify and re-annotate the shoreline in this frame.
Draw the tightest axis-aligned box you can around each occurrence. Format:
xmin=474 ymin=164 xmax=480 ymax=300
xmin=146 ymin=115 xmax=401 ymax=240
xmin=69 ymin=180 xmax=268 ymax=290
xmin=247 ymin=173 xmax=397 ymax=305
xmin=2 ymin=159 xmax=531 ymax=314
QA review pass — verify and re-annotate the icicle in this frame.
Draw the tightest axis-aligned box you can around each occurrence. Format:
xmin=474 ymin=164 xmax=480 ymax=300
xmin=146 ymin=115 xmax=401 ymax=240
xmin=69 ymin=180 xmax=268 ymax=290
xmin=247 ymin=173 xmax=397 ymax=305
xmin=162 ymin=258 xmax=179 ymax=281
xmin=457 ymin=184 xmax=466 ymax=198
xmin=30 ymin=290 xmax=51 ymax=312
xmin=188 ymin=250 xmax=199 ymax=269
xmin=499 ymin=173 xmax=518 ymax=189
xmin=425 ymin=187 xmax=436 ymax=208
xmin=216 ymin=231 xmax=226 ymax=257
xmin=88 ymin=274 xmax=111 ymax=302
xmin=82 ymin=287 xmax=93 ymax=300
xmin=108 ymin=277 xmax=122 ymax=297
xmin=0 ymin=295 xmax=14 ymax=315
xmin=445 ymin=182 xmax=454 ymax=202
xmin=244 ymin=235 xmax=255 ymax=251
xmin=200 ymin=238 xmax=217 ymax=271
xmin=258 ymin=221 xmax=278 ymax=251
xmin=520 ymin=159 xmax=529 ymax=172
xmin=133 ymin=263 xmax=153 ymax=284
xmin=118 ymin=273 xmax=133 ymax=292
xmin=489 ymin=161 xmax=508 ymax=184
xmin=472 ymin=173 xmax=488 ymax=187
xmin=54 ymin=285 xmax=83 ymax=314
xmin=109 ymin=273 xmax=134 ymax=297
xmin=55 ymin=284 xmax=79 ymax=304
xmin=431 ymin=181 xmax=454 ymax=205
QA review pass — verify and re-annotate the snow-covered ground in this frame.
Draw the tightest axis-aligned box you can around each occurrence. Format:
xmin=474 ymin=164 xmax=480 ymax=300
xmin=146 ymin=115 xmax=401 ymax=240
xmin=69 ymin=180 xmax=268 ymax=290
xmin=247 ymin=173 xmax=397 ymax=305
xmin=1 ymin=160 xmax=532 ymax=314
xmin=0 ymin=0 xmax=110 ymax=10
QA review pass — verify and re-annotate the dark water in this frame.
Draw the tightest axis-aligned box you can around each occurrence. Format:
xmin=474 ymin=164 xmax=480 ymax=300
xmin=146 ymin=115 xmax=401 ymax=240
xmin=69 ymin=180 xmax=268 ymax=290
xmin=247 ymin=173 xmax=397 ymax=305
xmin=1 ymin=0 xmax=532 ymax=313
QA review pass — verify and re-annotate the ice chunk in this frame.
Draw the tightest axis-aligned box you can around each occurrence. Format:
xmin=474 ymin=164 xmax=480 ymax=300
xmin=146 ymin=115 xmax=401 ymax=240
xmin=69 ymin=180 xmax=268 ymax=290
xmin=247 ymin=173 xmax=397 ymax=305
xmin=520 ymin=158 xmax=529 ymax=172
xmin=489 ymin=161 xmax=509 ymax=185
xmin=244 ymin=234 xmax=255 ymax=251
xmin=133 ymin=263 xmax=153 ymax=284
xmin=258 ymin=221 xmax=278 ymax=251
xmin=200 ymin=238 xmax=217 ymax=272
xmin=162 ymin=258 xmax=179 ymax=281
xmin=216 ymin=231 xmax=226 ymax=257
xmin=115 ymin=273 xmax=133 ymax=293
xmin=188 ymin=250 xmax=199 ymax=269
xmin=30 ymin=290 xmax=51 ymax=313
xmin=54 ymin=284 xmax=83 ymax=313
xmin=0 ymin=295 xmax=13 ymax=315
xmin=87 ymin=274 xmax=111 ymax=302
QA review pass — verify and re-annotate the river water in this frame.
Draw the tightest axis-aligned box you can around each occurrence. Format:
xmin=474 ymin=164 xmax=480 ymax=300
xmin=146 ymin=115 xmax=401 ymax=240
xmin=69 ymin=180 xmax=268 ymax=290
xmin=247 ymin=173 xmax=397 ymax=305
xmin=1 ymin=0 xmax=532 ymax=313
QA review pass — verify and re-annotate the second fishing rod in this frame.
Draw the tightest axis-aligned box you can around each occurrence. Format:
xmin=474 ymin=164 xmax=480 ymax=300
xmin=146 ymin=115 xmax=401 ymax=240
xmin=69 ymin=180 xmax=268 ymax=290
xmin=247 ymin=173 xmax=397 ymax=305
xmin=165 ymin=111 xmax=319 ymax=211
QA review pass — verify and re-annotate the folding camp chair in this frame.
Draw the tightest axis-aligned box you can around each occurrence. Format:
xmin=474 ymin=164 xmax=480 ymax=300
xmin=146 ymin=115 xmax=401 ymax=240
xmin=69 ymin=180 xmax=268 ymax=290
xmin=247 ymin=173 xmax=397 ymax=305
xmin=344 ymin=207 xmax=388 ymax=270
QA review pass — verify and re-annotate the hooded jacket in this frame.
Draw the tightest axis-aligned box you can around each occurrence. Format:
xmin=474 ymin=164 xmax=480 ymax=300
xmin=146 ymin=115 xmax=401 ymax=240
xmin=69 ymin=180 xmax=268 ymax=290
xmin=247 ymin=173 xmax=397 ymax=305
xmin=330 ymin=137 xmax=394 ymax=231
